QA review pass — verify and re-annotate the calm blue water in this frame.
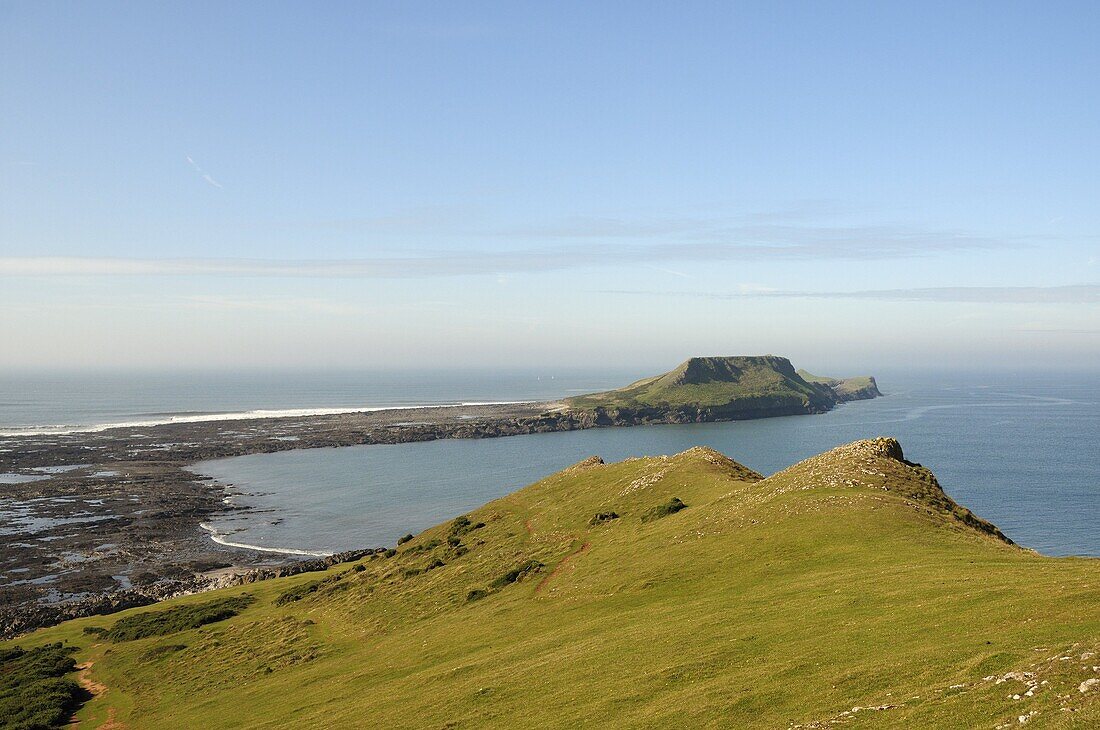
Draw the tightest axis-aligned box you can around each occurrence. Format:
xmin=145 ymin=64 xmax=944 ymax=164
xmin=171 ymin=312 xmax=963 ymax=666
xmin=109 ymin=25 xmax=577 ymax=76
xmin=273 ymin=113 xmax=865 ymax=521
xmin=193 ymin=371 xmax=1100 ymax=558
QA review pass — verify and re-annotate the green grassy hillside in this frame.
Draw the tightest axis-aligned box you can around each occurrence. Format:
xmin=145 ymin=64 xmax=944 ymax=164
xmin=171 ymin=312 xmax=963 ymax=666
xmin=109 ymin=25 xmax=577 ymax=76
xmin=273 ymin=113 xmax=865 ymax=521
xmin=565 ymin=355 xmax=876 ymax=415
xmin=7 ymin=439 xmax=1100 ymax=729
xmin=797 ymin=369 xmax=883 ymax=401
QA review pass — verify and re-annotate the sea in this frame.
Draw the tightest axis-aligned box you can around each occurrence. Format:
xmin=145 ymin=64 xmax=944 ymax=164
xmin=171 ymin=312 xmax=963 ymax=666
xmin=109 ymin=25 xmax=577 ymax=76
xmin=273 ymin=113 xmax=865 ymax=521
xmin=0 ymin=370 xmax=636 ymax=436
xmin=2 ymin=369 xmax=1098 ymax=558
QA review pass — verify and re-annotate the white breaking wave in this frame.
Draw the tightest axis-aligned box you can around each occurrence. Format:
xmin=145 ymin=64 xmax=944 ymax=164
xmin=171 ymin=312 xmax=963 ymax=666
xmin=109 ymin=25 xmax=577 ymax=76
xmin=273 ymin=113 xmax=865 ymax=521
xmin=0 ymin=401 xmax=536 ymax=437
xmin=199 ymin=522 xmax=332 ymax=558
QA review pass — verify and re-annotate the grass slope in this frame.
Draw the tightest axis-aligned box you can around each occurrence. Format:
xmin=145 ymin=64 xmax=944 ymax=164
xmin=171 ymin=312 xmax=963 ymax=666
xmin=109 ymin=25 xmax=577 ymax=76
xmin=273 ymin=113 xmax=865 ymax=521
xmin=7 ymin=439 xmax=1100 ymax=729
xmin=797 ymin=369 xmax=883 ymax=401
xmin=565 ymin=355 xmax=838 ymax=412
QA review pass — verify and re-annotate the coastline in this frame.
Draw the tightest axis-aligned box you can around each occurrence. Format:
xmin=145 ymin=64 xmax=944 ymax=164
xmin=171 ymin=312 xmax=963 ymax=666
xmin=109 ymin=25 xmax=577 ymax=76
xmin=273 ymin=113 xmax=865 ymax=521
xmin=198 ymin=522 xmax=333 ymax=558
xmin=0 ymin=400 xmax=539 ymax=438
xmin=0 ymin=392 xmax=878 ymax=638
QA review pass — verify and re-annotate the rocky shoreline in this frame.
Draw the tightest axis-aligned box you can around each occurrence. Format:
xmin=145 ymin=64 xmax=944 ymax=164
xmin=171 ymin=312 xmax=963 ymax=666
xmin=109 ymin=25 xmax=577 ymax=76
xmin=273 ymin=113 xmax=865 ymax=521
xmin=0 ymin=393 xmax=877 ymax=639
xmin=2 ymin=549 xmax=380 ymax=639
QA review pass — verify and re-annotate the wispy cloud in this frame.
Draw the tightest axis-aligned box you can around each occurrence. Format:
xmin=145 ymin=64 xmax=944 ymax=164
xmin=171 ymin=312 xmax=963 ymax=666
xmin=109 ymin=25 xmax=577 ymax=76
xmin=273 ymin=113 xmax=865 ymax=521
xmin=1017 ymin=327 xmax=1100 ymax=335
xmin=183 ymin=295 xmax=367 ymax=316
xmin=598 ymin=284 xmax=1100 ymax=305
xmin=494 ymin=216 xmax=1051 ymax=257
xmin=0 ymin=234 xmax=1035 ymax=281
xmin=270 ymin=205 xmax=1070 ymax=259
xmin=186 ymin=155 xmax=223 ymax=189
xmin=2 ymin=204 xmax=1082 ymax=280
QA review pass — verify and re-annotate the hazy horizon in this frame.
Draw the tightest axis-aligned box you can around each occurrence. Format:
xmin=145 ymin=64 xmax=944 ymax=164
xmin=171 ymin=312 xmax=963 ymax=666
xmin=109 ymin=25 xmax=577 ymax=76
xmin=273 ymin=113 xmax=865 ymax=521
xmin=2 ymin=2 xmax=1097 ymax=372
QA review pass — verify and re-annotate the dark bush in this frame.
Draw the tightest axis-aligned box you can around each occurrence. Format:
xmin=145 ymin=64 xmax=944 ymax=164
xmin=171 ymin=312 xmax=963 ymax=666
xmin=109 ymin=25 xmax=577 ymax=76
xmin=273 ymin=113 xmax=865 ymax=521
xmin=589 ymin=511 xmax=620 ymax=525
xmin=105 ymin=595 xmax=254 ymax=642
xmin=404 ymin=557 xmax=446 ymax=579
xmin=81 ymin=626 xmax=107 ymax=637
xmin=442 ymin=515 xmax=485 ymax=559
xmin=321 ymin=580 xmax=350 ymax=596
xmin=352 ymin=564 xmax=366 ymax=573
xmin=490 ymin=560 xmax=544 ymax=590
xmin=383 ymin=549 xmax=397 ymax=558
xmin=448 ymin=516 xmax=484 ymax=540
xmin=405 ymin=538 xmax=442 ymax=554
xmin=277 ymin=572 xmax=353 ymax=604
xmin=466 ymin=589 xmax=488 ymax=602
xmin=275 ymin=580 xmax=323 ymax=606
xmin=397 ymin=533 xmax=414 ymax=545
xmin=641 ymin=497 xmax=687 ymax=523
xmin=0 ymin=642 xmax=82 ymax=730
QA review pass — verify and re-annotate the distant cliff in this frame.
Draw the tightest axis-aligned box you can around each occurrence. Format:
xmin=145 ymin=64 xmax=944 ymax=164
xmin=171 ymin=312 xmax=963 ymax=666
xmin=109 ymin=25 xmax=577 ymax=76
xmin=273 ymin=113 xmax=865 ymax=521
xmin=796 ymin=369 xmax=883 ymax=402
xmin=563 ymin=355 xmax=880 ymax=423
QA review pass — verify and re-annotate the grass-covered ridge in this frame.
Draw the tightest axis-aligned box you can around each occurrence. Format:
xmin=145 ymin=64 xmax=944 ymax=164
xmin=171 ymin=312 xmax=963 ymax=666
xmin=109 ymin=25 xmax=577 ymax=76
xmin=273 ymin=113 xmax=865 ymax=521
xmin=6 ymin=438 xmax=1100 ymax=728
xmin=565 ymin=355 xmax=879 ymax=415
xmin=797 ymin=368 xmax=883 ymax=400
xmin=90 ymin=595 xmax=254 ymax=643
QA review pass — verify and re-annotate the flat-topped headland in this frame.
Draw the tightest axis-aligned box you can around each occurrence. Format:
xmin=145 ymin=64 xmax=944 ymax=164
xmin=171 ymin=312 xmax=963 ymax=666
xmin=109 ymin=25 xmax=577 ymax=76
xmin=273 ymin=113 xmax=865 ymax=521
xmin=0 ymin=356 xmax=879 ymax=637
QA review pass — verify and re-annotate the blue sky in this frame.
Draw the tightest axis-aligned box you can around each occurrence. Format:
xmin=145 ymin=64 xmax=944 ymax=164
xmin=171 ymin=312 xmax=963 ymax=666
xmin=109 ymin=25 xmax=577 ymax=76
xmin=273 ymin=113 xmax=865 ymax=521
xmin=1 ymin=2 xmax=1098 ymax=372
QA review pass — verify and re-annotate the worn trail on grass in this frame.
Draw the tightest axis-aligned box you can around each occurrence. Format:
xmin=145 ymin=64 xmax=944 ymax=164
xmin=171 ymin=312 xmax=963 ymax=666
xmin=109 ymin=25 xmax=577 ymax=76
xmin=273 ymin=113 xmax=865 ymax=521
xmin=70 ymin=660 xmax=125 ymax=729
xmin=535 ymin=542 xmax=590 ymax=595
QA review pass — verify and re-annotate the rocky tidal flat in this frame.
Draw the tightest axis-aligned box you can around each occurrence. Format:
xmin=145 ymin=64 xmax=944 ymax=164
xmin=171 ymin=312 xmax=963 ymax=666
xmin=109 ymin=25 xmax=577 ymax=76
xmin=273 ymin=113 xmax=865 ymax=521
xmin=0 ymin=402 xmax=559 ymax=638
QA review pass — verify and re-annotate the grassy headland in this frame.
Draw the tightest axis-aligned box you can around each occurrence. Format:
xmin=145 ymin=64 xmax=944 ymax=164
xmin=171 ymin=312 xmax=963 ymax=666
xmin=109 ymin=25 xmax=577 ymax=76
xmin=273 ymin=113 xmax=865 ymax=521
xmin=7 ymin=437 xmax=1099 ymax=728
xmin=564 ymin=355 xmax=880 ymax=420
xmin=797 ymin=368 xmax=883 ymax=401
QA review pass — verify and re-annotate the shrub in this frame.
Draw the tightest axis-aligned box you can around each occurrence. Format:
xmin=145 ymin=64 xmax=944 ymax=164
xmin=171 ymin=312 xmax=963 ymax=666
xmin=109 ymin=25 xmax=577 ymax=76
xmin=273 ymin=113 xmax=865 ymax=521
xmin=442 ymin=515 xmax=485 ymax=559
xmin=404 ymin=557 xmax=446 ymax=579
xmin=383 ymin=549 xmax=397 ymax=558
xmin=352 ymin=564 xmax=366 ymax=573
xmin=589 ymin=511 xmax=619 ymax=525
xmin=448 ymin=516 xmax=485 ymax=540
xmin=0 ymin=643 xmax=82 ymax=730
xmin=82 ymin=626 xmax=108 ymax=637
xmin=405 ymin=538 xmax=442 ymax=554
xmin=641 ymin=497 xmax=687 ymax=523
xmin=275 ymin=580 xmax=323 ymax=606
xmin=278 ymin=573 xmax=351 ymax=604
xmin=490 ymin=560 xmax=544 ymax=590
xmin=105 ymin=595 xmax=255 ymax=642
xmin=397 ymin=533 xmax=414 ymax=545
xmin=466 ymin=589 xmax=488 ymax=602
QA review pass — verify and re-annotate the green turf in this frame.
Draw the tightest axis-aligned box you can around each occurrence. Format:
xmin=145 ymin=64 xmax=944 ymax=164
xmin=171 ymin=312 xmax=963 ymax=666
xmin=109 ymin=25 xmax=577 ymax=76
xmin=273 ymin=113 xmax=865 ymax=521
xmin=565 ymin=355 xmax=873 ymax=412
xmin=102 ymin=595 xmax=254 ymax=642
xmin=7 ymin=438 xmax=1099 ymax=729
xmin=797 ymin=369 xmax=882 ymax=400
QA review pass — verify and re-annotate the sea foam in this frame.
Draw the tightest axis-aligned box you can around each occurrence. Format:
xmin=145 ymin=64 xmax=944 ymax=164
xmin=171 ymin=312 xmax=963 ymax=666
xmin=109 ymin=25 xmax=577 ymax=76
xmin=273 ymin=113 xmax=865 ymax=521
xmin=0 ymin=401 xmax=534 ymax=437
